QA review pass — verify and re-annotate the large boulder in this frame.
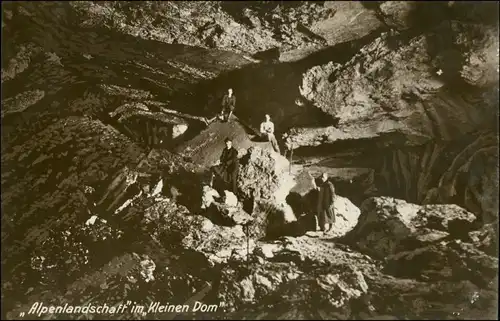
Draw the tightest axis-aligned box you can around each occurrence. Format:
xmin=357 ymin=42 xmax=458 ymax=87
xmin=384 ymin=239 xmax=499 ymax=287
xmin=233 ymin=265 xmax=370 ymax=319
xmin=142 ymin=199 xmax=255 ymax=266
xmin=365 ymin=275 xmax=498 ymax=320
xmin=288 ymin=20 xmax=498 ymax=149
xmin=416 ymin=203 xmax=477 ymax=233
xmin=267 ymin=235 xmax=379 ymax=275
xmin=217 ymin=260 xmax=302 ymax=312
xmin=237 ymin=147 xmax=296 ymax=204
xmin=331 ymin=196 xmax=362 ymax=238
xmin=378 ymin=1 xmax=417 ymax=31
xmin=343 ymin=197 xmax=477 ymax=258
xmin=207 ymin=202 xmax=253 ymax=226
xmin=217 ymin=235 xmax=379 ymax=317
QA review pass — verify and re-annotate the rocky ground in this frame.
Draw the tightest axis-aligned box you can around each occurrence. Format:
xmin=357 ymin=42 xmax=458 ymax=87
xmin=2 ymin=1 xmax=498 ymax=320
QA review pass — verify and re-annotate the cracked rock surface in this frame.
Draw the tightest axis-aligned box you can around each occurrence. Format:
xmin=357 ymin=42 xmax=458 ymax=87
xmin=2 ymin=1 xmax=498 ymax=320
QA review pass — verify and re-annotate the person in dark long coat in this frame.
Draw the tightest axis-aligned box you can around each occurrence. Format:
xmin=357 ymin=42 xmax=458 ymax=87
xmin=219 ymin=88 xmax=236 ymax=122
xmin=316 ymin=172 xmax=336 ymax=232
xmin=212 ymin=138 xmax=239 ymax=195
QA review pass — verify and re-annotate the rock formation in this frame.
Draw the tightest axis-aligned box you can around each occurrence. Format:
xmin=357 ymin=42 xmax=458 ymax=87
xmin=343 ymin=197 xmax=479 ymax=258
xmin=1 ymin=1 xmax=498 ymax=320
xmin=237 ymin=146 xmax=295 ymax=203
xmin=68 ymin=1 xmax=383 ymax=62
xmin=284 ymin=7 xmax=498 ymax=222
xmin=291 ymin=24 xmax=498 ymax=148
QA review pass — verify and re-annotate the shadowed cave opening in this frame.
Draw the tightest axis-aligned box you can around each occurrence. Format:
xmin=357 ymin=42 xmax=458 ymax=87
xmin=1 ymin=2 xmax=499 ymax=319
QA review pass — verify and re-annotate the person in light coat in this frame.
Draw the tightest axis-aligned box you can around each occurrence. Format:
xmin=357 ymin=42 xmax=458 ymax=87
xmin=259 ymin=114 xmax=280 ymax=153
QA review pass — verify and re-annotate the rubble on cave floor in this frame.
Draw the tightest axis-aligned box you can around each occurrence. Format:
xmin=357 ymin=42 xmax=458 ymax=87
xmin=188 ymin=142 xmax=498 ymax=319
xmin=2 ymin=2 xmax=498 ymax=319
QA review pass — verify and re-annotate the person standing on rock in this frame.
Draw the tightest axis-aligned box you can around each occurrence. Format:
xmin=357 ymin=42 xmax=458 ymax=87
xmin=316 ymin=172 xmax=336 ymax=233
xmin=212 ymin=138 xmax=239 ymax=195
xmin=259 ymin=114 xmax=280 ymax=154
xmin=219 ymin=88 xmax=236 ymax=122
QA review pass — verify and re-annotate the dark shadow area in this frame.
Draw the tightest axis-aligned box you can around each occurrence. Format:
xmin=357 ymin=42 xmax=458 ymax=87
xmin=248 ymin=134 xmax=266 ymax=143
xmin=163 ymin=168 xmax=206 ymax=214
xmin=260 ymin=221 xmax=307 ymax=240
xmin=295 ymin=28 xmax=385 ymax=70
xmin=164 ymin=61 xmax=336 ymax=134
xmin=292 ymin=134 xmax=404 ymax=168
xmin=446 ymin=219 xmax=476 ymax=240
xmin=285 ymin=191 xmax=317 ymax=220
xmin=284 ymin=191 xmax=319 ymax=235
xmin=252 ymin=48 xmax=280 ymax=62
xmin=202 ymin=207 xmax=237 ymax=227
xmin=162 ymin=26 xmax=386 ymax=139
xmin=359 ymin=1 xmax=383 ymax=11
xmin=372 ymin=130 xmax=498 ymax=222
xmin=119 ymin=115 xmax=208 ymax=151
xmin=235 ymin=117 xmax=261 ymax=137
xmin=449 ymin=1 xmax=500 ymax=27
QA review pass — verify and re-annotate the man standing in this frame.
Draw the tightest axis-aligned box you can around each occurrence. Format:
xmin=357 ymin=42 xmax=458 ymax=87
xmin=219 ymin=88 xmax=236 ymax=122
xmin=316 ymin=172 xmax=336 ymax=233
xmin=212 ymin=138 xmax=239 ymax=195
xmin=259 ymin=114 xmax=280 ymax=153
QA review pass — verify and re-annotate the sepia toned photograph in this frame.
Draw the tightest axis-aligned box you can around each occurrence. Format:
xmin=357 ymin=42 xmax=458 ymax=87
xmin=1 ymin=1 xmax=498 ymax=320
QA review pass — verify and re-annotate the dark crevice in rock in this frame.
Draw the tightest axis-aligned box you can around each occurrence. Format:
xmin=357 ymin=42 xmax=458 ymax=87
xmin=296 ymin=23 xmax=328 ymax=45
xmin=252 ymin=47 xmax=280 ymax=62
xmin=164 ymin=168 xmax=205 ymax=213
xmin=2 ymin=2 xmax=498 ymax=320
xmin=295 ymin=27 xmax=387 ymax=71
xmin=162 ymin=27 xmax=387 ymax=135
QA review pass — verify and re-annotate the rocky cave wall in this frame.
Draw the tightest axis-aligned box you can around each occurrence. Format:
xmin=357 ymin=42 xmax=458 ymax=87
xmin=1 ymin=1 xmax=499 ymax=320
xmin=284 ymin=1 xmax=499 ymax=222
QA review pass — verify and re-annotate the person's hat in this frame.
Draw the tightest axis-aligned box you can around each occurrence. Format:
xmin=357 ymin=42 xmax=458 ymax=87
xmin=224 ymin=137 xmax=232 ymax=143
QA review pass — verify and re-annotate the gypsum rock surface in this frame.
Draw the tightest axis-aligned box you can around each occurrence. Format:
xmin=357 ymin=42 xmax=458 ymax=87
xmin=2 ymin=1 xmax=499 ymax=320
xmin=236 ymin=146 xmax=295 ymax=204
xmin=68 ymin=1 xmax=383 ymax=62
xmin=287 ymin=20 xmax=498 ymax=149
xmin=342 ymin=197 xmax=478 ymax=259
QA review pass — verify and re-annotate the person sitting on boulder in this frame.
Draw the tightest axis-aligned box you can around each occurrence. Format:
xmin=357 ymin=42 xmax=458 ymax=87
xmin=316 ymin=172 xmax=336 ymax=233
xmin=218 ymin=88 xmax=236 ymax=122
xmin=259 ymin=114 xmax=280 ymax=153
xmin=212 ymin=137 xmax=239 ymax=195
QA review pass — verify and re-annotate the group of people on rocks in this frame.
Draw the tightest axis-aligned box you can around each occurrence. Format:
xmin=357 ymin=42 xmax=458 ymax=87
xmin=217 ymin=88 xmax=280 ymax=154
xmin=208 ymin=88 xmax=337 ymax=234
